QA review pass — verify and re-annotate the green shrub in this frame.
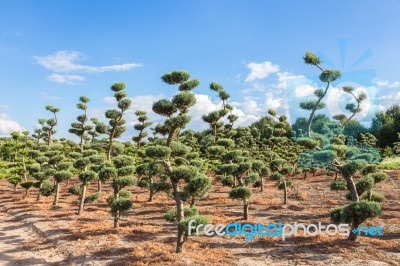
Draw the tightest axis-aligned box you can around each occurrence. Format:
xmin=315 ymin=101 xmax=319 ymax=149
xmin=84 ymin=192 xmax=101 ymax=203
xmin=378 ymin=157 xmax=400 ymax=170
xmin=330 ymin=180 xmax=347 ymax=190
xmin=360 ymin=191 xmax=385 ymax=202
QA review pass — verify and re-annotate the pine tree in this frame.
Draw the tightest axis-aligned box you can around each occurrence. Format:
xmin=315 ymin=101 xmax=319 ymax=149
xmin=69 ymin=96 xmax=93 ymax=152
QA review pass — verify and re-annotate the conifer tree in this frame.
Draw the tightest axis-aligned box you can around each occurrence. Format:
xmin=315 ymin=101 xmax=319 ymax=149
xmin=132 ymin=110 xmax=152 ymax=148
xmin=69 ymin=96 xmax=93 ymax=152
xmin=150 ymin=70 xmax=210 ymax=253
xmin=301 ymin=51 xmax=341 ymax=137
xmin=43 ymin=105 xmax=60 ymax=146
xmin=92 ymin=83 xmax=131 ymax=161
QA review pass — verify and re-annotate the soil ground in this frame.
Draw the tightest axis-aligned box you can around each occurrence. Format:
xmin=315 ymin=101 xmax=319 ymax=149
xmin=0 ymin=171 xmax=399 ymax=265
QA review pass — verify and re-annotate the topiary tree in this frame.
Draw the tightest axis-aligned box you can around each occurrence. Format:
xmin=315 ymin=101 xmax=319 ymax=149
xmin=20 ymin=181 xmax=35 ymax=198
xmin=105 ymin=155 xmax=137 ymax=228
xmin=7 ymin=175 xmax=21 ymax=192
xmin=202 ymin=82 xmax=232 ymax=144
xmin=132 ymin=110 xmax=152 ymax=148
xmin=53 ymin=170 xmax=72 ymax=206
xmin=136 ymin=153 xmax=169 ymax=202
xmin=270 ymin=158 xmax=294 ymax=205
xmin=32 ymin=119 xmax=47 ymax=147
xmin=43 ymin=105 xmax=60 ymax=146
xmin=333 ymin=86 xmax=367 ymax=126
xmin=151 ymin=70 xmax=210 ymax=253
xmin=92 ymin=82 xmax=131 ymax=161
xmin=229 ymin=186 xmax=252 ymax=220
xmin=71 ymin=150 xmax=103 ymax=215
xmin=69 ymin=96 xmax=93 ymax=152
xmin=301 ymin=51 xmax=341 ymax=137
xmin=331 ymin=200 xmax=381 ymax=241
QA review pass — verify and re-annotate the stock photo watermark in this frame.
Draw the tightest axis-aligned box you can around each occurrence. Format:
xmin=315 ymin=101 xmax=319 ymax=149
xmin=188 ymin=220 xmax=384 ymax=241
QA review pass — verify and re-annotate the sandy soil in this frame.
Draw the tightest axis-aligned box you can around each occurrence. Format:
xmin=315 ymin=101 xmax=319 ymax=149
xmin=0 ymin=170 xmax=399 ymax=265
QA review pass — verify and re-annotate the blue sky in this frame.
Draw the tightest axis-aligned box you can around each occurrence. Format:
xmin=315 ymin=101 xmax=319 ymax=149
xmin=1 ymin=0 xmax=400 ymax=139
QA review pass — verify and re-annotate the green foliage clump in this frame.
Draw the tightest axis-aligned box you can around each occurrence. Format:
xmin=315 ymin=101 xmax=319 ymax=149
xmin=330 ymin=180 xmax=347 ymax=191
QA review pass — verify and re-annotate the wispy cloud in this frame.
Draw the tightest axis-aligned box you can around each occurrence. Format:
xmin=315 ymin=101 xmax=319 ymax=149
xmin=34 ymin=51 xmax=142 ymax=73
xmin=245 ymin=61 xmax=280 ymax=82
xmin=374 ymin=78 xmax=400 ymax=88
xmin=40 ymin=92 xmax=62 ymax=100
xmin=34 ymin=51 xmax=142 ymax=85
xmin=48 ymin=73 xmax=85 ymax=84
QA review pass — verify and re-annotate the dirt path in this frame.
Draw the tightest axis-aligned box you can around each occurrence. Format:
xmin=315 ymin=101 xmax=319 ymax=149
xmin=0 ymin=210 xmax=65 ymax=266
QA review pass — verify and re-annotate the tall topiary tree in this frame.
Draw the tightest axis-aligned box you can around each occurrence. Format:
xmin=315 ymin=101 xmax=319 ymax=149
xmin=151 ymin=70 xmax=210 ymax=253
xmin=202 ymin=82 xmax=232 ymax=144
xmin=69 ymin=96 xmax=93 ymax=152
xmin=301 ymin=51 xmax=341 ymax=137
xmin=132 ymin=110 xmax=152 ymax=148
xmin=92 ymin=82 xmax=131 ymax=161
xmin=43 ymin=105 xmax=60 ymax=146
xmin=102 ymin=155 xmax=136 ymax=228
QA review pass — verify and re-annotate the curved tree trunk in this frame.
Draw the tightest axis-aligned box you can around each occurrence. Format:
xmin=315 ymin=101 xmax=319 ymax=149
xmin=343 ymin=174 xmax=359 ymax=202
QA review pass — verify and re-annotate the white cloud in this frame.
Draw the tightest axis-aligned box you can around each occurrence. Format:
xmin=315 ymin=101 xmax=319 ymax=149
xmin=40 ymin=92 xmax=62 ymax=100
xmin=0 ymin=104 xmax=9 ymax=109
xmin=275 ymin=72 xmax=304 ymax=89
xmin=245 ymin=61 xmax=280 ymax=82
xmin=379 ymin=92 xmax=400 ymax=101
xmin=34 ymin=51 xmax=142 ymax=85
xmin=0 ymin=113 xmax=23 ymax=135
xmin=48 ymin=73 xmax=85 ymax=84
xmin=295 ymin=84 xmax=315 ymax=97
xmin=265 ymin=92 xmax=282 ymax=109
xmin=34 ymin=51 xmax=142 ymax=73
xmin=375 ymin=79 xmax=400 ymax=88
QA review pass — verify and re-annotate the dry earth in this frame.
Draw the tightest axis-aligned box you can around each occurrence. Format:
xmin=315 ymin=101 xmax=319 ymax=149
xmin=0 ymin=171 xmax=399 ymax=265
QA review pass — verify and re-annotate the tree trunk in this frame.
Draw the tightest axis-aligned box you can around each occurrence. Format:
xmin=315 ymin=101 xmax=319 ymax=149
xmin=190 ymin=197 xmax=195 ymax=207
xmin=25 ymin=189 xmax=29 ymax=198
xmin=348 ymin=220 xmax=360 ymax=241
xmin=78 ymin=185 xmax=87 ymax=215
xmin=107 ymin=137 xmax=113 ymax=161
xmin=148 ymin=177 xmax=153 ymax=202
xmin=113 ymin=187 xmax=119 ymax=229
xmin=36 ymin=182 xmax=43 ymax=201
xmin=53 ymin=181 xmax=60 ymax=206
xmin=335 ymin=171 xmax=338 ymax=181
xmin=260 ymin=177 xmax=264 ymax=192
xmin=304 ymin=171 xmax=307 ymax=179
xmin=175 ymin=191 xmax=184 ymax=253
xmin=97 ymin=180 xmax=102 ymax=192
xmin=114 ymin=212 xmax=120 ymax=228
xmin=243 ymin=201 xmax=249 ymax=220
xmin=22 ymin=156 xmax=27 ymax=182
xmin=212 ymin=125 xmax=217 ymax=145
xmin=162 ymin=159 xmax=185 ymax=253
xmin=343 ymin=174 xmax=359 ymax=202
xmin=368 ymin=188 xmax=372 ymax=201
xmin=283 ymin=181 xmax=287 ymax=205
